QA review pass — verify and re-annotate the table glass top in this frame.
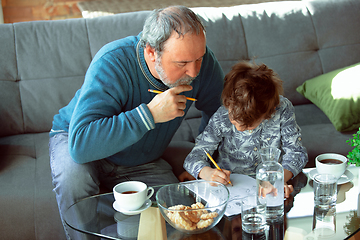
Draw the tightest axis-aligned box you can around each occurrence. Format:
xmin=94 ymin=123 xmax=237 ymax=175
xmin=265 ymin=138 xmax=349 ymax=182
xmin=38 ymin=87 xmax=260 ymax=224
xmin=64 ymin=166 xmax=360 ymax=240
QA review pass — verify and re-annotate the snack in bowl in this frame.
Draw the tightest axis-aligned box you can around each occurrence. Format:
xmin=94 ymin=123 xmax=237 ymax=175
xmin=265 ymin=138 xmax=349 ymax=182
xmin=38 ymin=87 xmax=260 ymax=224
xmin=156 ymin=180 xmax=229 ymax=234
xmin=166 ymin=203 xmax=219 ymax=230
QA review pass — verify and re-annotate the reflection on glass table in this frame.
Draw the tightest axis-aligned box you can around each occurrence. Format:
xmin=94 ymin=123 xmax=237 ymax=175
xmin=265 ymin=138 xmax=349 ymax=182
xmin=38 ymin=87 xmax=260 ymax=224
xmin=286 ymin=166 xmax=360 ymax=240
xmin=63 ymin=166 xmax=360 ymax=240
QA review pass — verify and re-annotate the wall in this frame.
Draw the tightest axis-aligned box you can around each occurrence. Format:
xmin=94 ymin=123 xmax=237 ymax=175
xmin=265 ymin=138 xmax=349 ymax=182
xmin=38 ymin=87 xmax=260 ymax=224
xmin=0 ymin=0 xmax=3 ymax=23
xmin=1 ymin=0 xmax=293 ymax=23
xmin=2 ymin=0 xmax=92 ymax=23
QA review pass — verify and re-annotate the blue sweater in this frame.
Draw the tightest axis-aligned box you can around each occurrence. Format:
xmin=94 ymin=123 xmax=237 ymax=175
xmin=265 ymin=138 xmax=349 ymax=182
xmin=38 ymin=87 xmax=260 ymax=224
xmin=51 ymin=34 xmax=224 ymax=166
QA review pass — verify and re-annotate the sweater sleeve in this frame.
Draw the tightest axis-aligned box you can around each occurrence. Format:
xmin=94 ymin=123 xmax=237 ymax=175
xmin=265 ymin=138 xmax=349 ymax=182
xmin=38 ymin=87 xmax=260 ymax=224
xmin=279 ymin=97 xmax=309 ymax=177
xmin=68 ymin=53 xmax=155 ymax=164
xmin=183 ymin=108 xmax=224 ymax=179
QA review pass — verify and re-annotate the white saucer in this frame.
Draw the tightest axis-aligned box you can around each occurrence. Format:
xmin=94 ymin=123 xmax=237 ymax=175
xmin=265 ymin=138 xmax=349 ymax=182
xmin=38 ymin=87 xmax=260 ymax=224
xmin=308 ymin=169 xmax=354 ymax=185
xmin=113 ymin=199 xmax=151 ymax=215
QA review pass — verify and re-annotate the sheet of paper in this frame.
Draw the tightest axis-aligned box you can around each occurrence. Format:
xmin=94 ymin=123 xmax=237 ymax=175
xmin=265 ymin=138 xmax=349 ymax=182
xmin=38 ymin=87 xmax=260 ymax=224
xmin=225 ymin=174 xmax=257 ymax=216
xmin=138 ymin=207 xmax=167 ymax=240
xmin=184 ymin=174 xmax=257 ymax=217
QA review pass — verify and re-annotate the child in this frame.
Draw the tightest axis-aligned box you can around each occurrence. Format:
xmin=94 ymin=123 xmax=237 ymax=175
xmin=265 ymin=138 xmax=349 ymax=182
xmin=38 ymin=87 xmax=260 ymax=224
xmin=183 ymin=61 xmax=308 ymax=198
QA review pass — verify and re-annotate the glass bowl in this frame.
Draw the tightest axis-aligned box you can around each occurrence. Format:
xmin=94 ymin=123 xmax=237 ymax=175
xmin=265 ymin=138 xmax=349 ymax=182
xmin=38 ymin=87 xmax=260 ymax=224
xmin=156 ymin=180 xmax=230 ymax=234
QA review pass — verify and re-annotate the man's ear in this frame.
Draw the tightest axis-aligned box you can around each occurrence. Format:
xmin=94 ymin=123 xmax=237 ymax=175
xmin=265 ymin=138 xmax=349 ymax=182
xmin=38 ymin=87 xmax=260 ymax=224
xmin=145 ymin=44 xmax=156 ymax=62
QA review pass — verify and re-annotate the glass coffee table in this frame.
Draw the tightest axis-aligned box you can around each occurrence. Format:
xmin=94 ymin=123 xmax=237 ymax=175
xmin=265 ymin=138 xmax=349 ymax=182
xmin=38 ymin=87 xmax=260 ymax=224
xmin=64 ymin=166 xmax=360 ymax=240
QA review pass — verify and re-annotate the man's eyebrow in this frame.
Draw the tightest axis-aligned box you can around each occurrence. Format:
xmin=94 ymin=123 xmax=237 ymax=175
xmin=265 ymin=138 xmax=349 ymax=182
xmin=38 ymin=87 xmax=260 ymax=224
xmin=174 ymin=53 xmax=205 ymax=63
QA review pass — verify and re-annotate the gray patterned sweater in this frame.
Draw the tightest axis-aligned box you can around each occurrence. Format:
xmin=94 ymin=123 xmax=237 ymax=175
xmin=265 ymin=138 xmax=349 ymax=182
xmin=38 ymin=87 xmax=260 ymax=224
xmin=183 ymin=96 xmax=308 ymax=179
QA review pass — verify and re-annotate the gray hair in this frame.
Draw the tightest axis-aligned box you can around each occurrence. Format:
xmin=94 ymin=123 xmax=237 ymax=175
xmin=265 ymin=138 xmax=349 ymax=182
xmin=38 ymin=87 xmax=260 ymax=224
xmin=140 ymin=6 xmax=205 ymax=53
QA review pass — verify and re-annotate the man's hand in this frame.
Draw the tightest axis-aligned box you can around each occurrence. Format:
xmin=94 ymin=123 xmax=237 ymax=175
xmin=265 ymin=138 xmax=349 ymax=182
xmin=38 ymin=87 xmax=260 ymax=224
xmin=147 ymin=85 xmax=193 ymax=123
xmin=198 ymin=166 xmax=232 ymax=186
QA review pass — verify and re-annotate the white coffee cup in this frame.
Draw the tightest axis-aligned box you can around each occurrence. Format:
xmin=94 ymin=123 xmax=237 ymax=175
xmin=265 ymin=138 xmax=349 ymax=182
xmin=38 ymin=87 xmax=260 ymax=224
xmin=315 ymin=153 xmax=348 ymax=179
xmin=113 ymin=181 xmax=154 ymax=211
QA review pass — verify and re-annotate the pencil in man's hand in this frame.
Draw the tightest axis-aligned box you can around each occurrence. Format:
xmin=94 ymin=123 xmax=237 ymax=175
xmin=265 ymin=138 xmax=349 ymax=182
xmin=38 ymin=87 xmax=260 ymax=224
xmin=148 ymin=89 xmax=197 ymax=101
xmin=203 ymin=149 xmax=233 ymax=186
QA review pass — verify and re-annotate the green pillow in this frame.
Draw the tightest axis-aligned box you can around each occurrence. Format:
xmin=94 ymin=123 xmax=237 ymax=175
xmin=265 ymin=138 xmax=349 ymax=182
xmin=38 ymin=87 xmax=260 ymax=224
xmin=296 ymin=62 xmax=360 ymax=132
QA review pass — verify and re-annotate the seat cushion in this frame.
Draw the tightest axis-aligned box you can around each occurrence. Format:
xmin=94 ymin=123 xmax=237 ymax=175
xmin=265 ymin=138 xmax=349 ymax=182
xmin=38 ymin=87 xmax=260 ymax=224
xmin=0 ymin=133 xmax=66 ymax=240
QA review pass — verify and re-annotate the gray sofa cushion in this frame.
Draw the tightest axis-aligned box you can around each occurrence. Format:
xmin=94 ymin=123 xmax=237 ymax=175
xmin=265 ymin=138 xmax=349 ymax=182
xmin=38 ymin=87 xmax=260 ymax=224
xmin=86 ymin=11 xmax=149 ymax=57
xmin=294 ymin=104 xmax=354 ymax=167
xmin=0 ymin=133 xmax=65 ymax=239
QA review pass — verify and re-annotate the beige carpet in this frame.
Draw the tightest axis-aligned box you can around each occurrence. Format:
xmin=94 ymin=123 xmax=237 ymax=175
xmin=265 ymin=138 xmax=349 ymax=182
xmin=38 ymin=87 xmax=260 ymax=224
xmin=78 ymin=0 xmax=298 ymax=18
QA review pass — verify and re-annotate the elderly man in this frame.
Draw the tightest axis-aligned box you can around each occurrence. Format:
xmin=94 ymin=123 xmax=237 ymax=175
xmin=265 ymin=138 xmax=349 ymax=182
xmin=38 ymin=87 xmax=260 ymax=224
xmin=49 ymin=5 xmax=224 ymax=239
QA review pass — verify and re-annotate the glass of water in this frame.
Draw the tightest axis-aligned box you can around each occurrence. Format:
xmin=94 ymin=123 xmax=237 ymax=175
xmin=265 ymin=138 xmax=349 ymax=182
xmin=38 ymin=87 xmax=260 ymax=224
xmin=241 ymin=194 xmax=267 ymax=234
xmin=313 ymin=173 xmax=337 ymax=209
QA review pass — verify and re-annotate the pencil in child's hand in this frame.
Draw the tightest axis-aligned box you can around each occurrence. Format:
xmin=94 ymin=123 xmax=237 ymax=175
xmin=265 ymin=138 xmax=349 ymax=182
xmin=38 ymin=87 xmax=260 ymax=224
xmin=148 ymin=89 xmax=197 ymax=101
xmin=203 ymin=149 xmax=233 ymax=186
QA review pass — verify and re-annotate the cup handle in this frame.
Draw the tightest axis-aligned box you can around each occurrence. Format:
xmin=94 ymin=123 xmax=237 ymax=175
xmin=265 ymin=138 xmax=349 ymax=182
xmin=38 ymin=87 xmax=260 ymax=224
xmin=146 ymin=187 xmax=154 ymax=199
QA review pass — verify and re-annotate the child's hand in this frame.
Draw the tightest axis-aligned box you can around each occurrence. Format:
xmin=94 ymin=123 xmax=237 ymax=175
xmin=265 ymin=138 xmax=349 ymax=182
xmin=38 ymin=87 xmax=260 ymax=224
xmin=258 ymin=181 xmax=294 ymax=199
xmin=284 ymin=184 xmax=294 ymax=198
xmin=178 ymin=171 xmax=196 ymax=182
xmin=258 ymin=181 xmax=278 ymax=198
xmin=198 ymin=166 xmax=231 ymax=186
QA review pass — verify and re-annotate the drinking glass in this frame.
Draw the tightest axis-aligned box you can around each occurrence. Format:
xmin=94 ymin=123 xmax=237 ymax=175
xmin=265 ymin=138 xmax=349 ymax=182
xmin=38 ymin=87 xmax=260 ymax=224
xmin=241 ymin=194 xmax=267 ymax=234
xmin=313 ymin=174 xmax=337 ymax=209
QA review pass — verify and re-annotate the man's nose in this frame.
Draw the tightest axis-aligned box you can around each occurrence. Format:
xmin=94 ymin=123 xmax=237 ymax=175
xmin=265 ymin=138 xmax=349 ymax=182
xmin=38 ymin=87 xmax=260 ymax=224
xmin=186 ymin=62 xmax=200 ymax=78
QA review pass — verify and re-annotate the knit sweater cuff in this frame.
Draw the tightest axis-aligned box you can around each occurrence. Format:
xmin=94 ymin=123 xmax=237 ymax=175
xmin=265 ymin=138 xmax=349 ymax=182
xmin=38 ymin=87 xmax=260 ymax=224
xmin=136 ymin=103 xmax=155 ymax=130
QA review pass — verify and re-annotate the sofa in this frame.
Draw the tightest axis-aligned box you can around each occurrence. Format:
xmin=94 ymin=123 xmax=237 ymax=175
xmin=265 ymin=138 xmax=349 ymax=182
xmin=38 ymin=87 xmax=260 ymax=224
xmin=1 ymin=0 xmax=359 ymax=239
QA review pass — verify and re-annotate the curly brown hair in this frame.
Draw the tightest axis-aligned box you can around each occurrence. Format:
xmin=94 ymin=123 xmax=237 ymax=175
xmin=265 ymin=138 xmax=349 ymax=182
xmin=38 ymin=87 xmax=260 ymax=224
xmin=221 ymin=61 xmax=283 ymax=128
